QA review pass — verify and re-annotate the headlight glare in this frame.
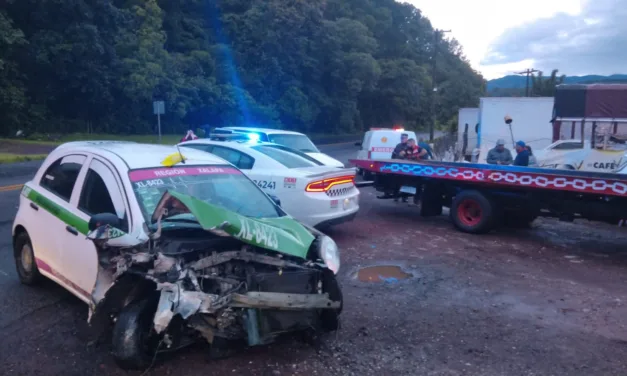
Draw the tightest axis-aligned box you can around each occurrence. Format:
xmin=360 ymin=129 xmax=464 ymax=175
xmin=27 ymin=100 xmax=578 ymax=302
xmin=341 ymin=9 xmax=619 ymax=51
xmin=318 ymin=236 xmax=340 ymax=274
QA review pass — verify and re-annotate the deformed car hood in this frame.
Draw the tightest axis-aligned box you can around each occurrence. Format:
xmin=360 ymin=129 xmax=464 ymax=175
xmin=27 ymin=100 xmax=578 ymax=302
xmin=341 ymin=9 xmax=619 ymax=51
xmin=150 ymin=191 xmax=315 ymax=259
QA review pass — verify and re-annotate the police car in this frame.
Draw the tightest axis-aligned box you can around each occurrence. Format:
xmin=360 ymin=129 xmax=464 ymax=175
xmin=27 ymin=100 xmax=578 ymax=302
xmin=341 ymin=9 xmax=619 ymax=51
xmin=179 ymin=138 xmax=360 ymax=228
xmin=213 ymin=127 xmax=345 ymax=168
xmin=12 ymin=141 xmax=343 ymax=368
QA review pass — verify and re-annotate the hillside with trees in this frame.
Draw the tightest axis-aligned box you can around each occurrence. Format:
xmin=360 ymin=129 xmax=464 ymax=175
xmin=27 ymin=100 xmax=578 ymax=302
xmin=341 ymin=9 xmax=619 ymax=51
xmin=487 ymin=72 xmax=627 ymax=97
xmin=0 ymin=0 xmax=485 ymax=137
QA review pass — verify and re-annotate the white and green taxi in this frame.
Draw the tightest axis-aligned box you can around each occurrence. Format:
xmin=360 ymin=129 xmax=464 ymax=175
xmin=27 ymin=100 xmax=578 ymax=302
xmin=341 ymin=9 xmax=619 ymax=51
xmin=12 ymin=141 xmax=343 ymax=369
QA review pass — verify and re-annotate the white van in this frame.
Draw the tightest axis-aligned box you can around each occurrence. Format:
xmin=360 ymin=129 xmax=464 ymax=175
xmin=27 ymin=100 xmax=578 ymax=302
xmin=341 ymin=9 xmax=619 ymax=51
xmin=354 ymin=128 xmax=417 ymax=178
xmin=355 ymin=128 xmax=417 ymax=160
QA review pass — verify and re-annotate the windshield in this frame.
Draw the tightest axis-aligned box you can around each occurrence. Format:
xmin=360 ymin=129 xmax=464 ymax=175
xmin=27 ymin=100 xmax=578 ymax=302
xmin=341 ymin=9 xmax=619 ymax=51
xmin=252 ymin=145 xmax=322 ymax=168
xmin=129 ymin=165 xmax=280 ymax=223
xmin=267 ymin=134 xmax=319 ymax=153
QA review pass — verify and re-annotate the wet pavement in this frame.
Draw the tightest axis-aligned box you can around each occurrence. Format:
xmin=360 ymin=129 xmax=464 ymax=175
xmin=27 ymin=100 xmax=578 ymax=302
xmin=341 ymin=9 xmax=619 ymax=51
xmin=1 ymin=142 xmax=627 ymax=375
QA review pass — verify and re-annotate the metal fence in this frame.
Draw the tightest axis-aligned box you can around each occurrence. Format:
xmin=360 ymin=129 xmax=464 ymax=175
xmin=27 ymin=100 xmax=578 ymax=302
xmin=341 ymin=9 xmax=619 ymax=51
xmin=431 ymin=132 xmax=462 ymax=161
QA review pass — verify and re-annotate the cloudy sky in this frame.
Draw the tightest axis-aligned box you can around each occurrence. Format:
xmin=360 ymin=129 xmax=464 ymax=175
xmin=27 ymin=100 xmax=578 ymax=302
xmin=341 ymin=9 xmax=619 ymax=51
xmin=406 ymin=0 xmax=626 ymax=79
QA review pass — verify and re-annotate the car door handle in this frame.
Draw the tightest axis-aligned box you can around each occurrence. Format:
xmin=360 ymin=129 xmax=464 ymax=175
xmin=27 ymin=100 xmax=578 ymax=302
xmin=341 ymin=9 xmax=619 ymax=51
xmin=65 ymin=226 xmax=78 ymax=236
xmin=30 ymin=202 xmax=39 ymax=211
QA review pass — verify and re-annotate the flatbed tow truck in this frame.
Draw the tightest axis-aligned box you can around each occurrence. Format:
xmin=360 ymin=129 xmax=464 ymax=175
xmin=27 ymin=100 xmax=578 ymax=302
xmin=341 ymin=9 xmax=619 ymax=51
xmin=348 ymin=158 xmax=627 ymax=234
xmin=350 ymin=84 xmax=627 ymax=234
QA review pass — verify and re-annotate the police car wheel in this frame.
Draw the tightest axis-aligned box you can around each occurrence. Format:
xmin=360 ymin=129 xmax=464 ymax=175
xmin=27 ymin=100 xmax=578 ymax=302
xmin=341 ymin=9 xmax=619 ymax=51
xmin=13 ymin=232 xmax=43 ymax=285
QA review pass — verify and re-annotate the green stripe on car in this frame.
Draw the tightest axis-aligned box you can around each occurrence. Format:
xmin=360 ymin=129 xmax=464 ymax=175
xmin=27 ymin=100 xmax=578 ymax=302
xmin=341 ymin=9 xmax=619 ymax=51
xmin=23 ymin=186 xmax=90 ymax=235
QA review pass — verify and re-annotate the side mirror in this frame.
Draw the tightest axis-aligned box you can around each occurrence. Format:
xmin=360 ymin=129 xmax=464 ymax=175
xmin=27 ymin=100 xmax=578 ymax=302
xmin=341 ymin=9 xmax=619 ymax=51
xmin=268 ymin=194 xmax=281 ymax=207
xmin=354 ymin=142 xmax=362 ymax=147
xmin=89 ymin=213 xmax=121 ymax=231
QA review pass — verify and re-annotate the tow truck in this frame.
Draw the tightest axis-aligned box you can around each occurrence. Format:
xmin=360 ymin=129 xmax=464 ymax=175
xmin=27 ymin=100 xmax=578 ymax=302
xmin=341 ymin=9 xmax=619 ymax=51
xmin=350 ymin=84 xmax=627 ymax=234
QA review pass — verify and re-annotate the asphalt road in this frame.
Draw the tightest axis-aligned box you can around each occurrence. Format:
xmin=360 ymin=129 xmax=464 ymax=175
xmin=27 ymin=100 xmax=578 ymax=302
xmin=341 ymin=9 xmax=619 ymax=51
xmin=3 ymin=136 xmax=626 ymax=376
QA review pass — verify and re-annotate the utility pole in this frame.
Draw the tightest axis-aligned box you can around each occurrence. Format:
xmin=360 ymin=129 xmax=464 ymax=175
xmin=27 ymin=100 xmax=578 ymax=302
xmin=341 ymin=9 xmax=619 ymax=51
xmin=515 ymin=68 xmax=539 ymax=97
xmin=430 ymin=28 xmax=451 ymax=142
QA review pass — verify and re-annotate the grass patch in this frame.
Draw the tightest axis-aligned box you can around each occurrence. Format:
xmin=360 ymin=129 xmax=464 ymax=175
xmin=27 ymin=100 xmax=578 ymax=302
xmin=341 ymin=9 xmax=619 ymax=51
xmin=6 ymin=131 xmax=361 ymax=146
xmin=0 ymin=153 xmax=48 ymax=164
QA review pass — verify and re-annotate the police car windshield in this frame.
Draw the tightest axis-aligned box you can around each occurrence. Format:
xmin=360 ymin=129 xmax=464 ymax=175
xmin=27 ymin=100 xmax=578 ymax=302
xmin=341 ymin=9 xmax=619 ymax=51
xmin=129 ymin=165 xmax=281 ymax=221
xmin=267 ymin=134 xmax=319 ymax=153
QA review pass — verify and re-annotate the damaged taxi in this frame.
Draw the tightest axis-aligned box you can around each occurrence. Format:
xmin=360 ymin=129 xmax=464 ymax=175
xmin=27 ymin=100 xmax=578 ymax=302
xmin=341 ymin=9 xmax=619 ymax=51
xmin=12 ymin=141 xmax=343 ymax=369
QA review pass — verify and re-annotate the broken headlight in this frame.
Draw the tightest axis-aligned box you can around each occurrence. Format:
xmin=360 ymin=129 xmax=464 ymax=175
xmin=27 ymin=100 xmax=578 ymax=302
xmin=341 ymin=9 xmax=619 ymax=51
xmin=318 ymin=236 xmax=340 ymax=274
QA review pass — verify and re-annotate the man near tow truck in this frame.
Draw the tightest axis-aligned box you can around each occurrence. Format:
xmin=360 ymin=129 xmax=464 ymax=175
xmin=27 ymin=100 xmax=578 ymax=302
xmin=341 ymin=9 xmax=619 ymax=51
xmin=395 ymin=138 xmax=426 ymax=204
xmin=486 ymin=139 xmax=513 ymax=165
xmin=392 ymin=133 xmax=409 ymax=159
xmin=513 ymin=140 xmax=530 ymax=167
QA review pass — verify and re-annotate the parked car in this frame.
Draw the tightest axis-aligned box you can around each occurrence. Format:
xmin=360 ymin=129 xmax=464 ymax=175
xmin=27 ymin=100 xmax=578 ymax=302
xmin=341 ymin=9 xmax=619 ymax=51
xmin=212 ymin=127 xmax=344 ymax=168
xmin=12 ymin=141 xmax=343 ymax=369
xmin=179 ymin=138 xmax=360 ymax=228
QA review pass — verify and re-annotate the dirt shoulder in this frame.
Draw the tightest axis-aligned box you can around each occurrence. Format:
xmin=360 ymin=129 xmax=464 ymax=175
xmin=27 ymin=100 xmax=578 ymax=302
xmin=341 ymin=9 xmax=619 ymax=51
xmin=2 ymin=188 xmax=627 ymax=375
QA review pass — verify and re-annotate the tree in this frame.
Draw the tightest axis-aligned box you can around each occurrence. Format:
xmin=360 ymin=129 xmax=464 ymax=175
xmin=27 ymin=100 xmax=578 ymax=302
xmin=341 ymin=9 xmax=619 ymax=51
xmin=2 ymin=0 xmax=485 ymax=136
xmin=531 ymin=69 xmax=566 ymax=97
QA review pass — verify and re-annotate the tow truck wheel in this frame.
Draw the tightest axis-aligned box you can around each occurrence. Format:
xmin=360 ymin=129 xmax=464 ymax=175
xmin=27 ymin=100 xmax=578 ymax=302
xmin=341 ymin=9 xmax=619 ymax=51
xmin=14 ymin=232 xmax=43 ymax=285
xmin=450 ymin=190 xmax=495 ymax=234
xmin=111 ymin=297 xmax=160 ymax=370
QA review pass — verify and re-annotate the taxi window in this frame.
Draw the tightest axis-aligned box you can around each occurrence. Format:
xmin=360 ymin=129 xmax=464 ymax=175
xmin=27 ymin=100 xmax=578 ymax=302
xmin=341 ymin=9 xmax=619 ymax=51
xmin=78 ymin=159 xmax=127 ymax=229
xmin=40 ymin=154 xmax=86 ymax=201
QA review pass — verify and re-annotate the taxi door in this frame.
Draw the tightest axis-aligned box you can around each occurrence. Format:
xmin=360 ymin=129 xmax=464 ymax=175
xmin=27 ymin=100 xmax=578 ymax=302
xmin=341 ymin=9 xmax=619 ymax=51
xmin=62 ymin=155 xmax=130 ymax=301
xmin=21 ymin=154 xmax=88 ymax=288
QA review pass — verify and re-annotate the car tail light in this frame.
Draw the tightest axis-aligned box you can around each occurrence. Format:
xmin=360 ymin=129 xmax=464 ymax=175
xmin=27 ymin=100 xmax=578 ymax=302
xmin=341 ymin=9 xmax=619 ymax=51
xmin=305 ymin=175 xmax=355 ymax=192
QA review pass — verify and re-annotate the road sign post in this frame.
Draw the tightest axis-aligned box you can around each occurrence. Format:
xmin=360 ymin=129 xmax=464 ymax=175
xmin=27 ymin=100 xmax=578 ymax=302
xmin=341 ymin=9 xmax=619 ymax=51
xmin=153 ymin=101 xmax=165 ymax=143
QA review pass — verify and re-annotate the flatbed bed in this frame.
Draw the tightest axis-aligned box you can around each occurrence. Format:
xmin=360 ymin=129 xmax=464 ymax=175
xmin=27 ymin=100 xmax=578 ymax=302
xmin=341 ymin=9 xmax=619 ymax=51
xmin=350 ymin=158 xmax=627 ymax=233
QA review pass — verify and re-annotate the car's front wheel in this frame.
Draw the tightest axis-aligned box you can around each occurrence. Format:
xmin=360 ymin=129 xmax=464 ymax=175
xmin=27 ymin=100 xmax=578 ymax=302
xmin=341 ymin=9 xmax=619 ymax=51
xmin=111 ymin=297 xmax=161 ymax=370
xmin=13 ymin=232 xmax=43 ymax=285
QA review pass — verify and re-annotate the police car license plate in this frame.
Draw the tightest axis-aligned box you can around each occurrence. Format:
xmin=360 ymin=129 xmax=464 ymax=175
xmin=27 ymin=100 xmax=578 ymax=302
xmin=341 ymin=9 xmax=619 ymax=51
xmin=399 ymin=186 xmax=416 ymax=195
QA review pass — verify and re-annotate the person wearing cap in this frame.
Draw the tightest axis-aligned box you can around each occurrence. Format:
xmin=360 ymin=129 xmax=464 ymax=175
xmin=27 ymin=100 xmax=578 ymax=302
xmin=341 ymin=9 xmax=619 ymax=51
xmin=486 ymin=139 xmax=513 ymax=165
xmin=513 ymin=141 xmax=530 ymax=166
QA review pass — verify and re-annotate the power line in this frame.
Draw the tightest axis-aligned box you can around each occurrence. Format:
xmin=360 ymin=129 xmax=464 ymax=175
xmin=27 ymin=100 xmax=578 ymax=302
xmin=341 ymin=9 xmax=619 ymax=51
xmin=515 ymin=68 xmax=539 ymax=97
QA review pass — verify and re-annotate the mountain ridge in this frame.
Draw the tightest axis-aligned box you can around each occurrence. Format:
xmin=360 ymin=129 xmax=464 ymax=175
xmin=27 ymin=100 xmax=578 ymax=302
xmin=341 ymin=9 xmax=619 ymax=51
xmin=487 ymin=74 xmax=627 ymax=91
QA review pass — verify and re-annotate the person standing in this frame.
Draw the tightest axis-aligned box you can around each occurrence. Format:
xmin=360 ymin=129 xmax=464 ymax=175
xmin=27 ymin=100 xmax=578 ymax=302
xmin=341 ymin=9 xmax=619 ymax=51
xmin=180 ymin=130 xmax=198 ymax=142
xmin=404 ymin=138 xmax=428 ymax=160
xmin=418 ymin=137 xmax=433 ymax=159
xmin=392 ymin=133 xmax=409 ymax=159
xmin=513 ymin=141 xmax=530 ymax=166
xmin=486 ymin=139 xmax=513 ymax=165
xmin=526 ymin=145 xmax=538 ymax=167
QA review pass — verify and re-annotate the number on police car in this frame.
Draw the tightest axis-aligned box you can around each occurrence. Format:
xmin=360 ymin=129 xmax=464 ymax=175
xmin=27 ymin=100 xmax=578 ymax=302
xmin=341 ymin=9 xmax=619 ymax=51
xmin=253 ymin=180 xmax=276 ymax=190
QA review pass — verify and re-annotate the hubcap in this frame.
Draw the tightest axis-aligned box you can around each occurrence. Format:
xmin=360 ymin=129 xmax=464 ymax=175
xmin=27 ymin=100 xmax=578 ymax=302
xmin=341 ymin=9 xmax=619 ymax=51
xmin=21 ymin=244 xmax=33 ymax=271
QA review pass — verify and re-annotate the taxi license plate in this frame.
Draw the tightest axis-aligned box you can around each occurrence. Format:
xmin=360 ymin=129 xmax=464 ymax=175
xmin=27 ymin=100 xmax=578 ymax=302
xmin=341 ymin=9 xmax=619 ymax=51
xmin=399 ymin=186 xmax=417 ymax=195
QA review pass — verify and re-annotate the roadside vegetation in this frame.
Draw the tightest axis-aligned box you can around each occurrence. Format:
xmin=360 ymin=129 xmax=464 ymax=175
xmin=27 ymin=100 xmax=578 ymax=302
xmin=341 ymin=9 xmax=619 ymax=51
xmin=0 ymin=0 xmax=484 ymax=139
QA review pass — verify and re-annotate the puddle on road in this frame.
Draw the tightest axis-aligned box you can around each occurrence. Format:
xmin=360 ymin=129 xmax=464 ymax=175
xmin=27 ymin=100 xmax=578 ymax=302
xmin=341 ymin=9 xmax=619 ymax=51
xmin=357 ymin=265 xmax=412 ymax=283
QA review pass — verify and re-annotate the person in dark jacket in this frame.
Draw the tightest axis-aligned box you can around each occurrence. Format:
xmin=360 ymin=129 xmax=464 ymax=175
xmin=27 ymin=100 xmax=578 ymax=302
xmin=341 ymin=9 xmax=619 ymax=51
xmin=392 ymin=133 xmax=409 ymax=159
xmin=418 ymin=137 xmax=433 ymax=159
xmin=513 ymin=140 xmax=530 ymax=166
xmin=486 ymin=139 xmax=513 ymax=165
